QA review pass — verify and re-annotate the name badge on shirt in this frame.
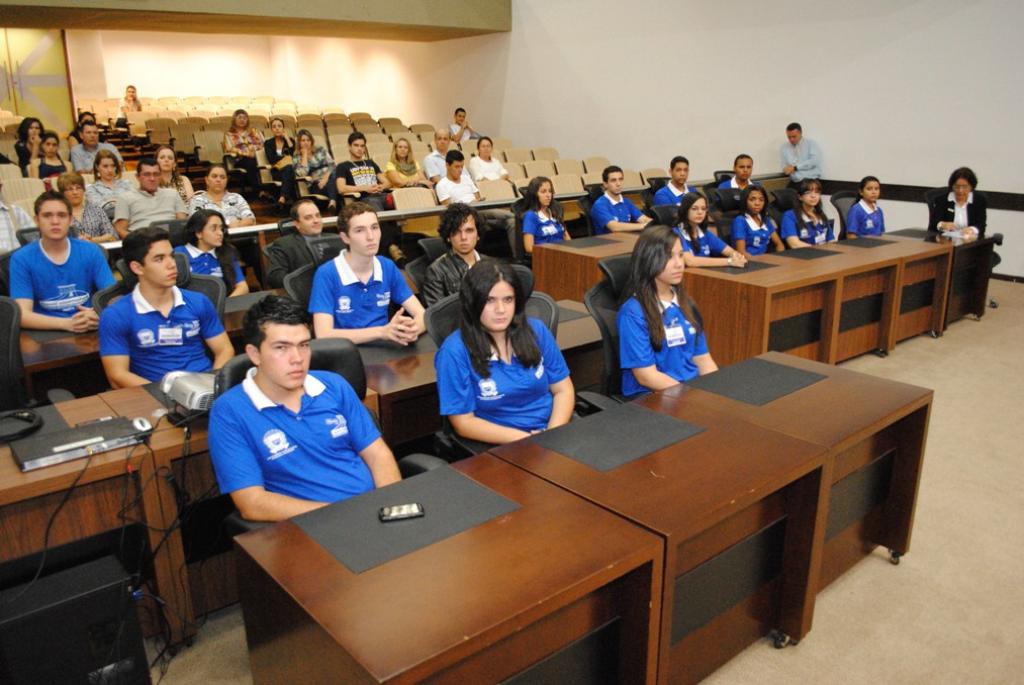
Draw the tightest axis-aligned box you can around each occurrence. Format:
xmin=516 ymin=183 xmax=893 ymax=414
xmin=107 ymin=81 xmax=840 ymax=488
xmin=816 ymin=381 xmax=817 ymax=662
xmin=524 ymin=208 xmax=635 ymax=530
xmin=866 ymin=219 xmax=874 ymax=229
xmin=157 ymin=324 xmax=183 ymax=346
xmin=664 ymin=319 xmax=686 ymax=348
xmin=542 ymin=224 xmax=558 ymax=236
xmin=814 ymin=230 xmax=826 ymax=245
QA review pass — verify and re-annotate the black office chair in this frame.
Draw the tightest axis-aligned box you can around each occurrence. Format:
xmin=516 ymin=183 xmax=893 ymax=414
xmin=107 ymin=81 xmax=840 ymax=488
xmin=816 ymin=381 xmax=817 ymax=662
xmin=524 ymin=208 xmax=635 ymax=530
xmin=277 ymin=218 xmax=297 ymax=236
xmin=282 ymin=262 xmax=317 ymax=308
xmin=713 ymin=170 xmax=733 ymax=183
xmin=214 ymin=338 xmax=446 ymax=535
xmin=646 ymin=176 xmax=669 ymax=194
xmin=576 ymin=183 xmax=604 ymax=236
xmin=829 ymin=190 xmax=858 ymax=240
xmin=0 ymin=251 xmax=11 ymax=297
xmin=417 ymin=237 xmax=446 ymax=263
xmin=707 ymin=188 xmax=742 ymax=244
xmin=308 ymin=234 xmax=344 ymax=263
xmin=95 ymin=253 xmax=227 ymax=318
xmin=424 ymin=289 xmax=560 ymax=461
xmin=151 ymin=219 xmax=189 ymax=246
xmin=405 ymin=255 xmax=429 ymax=295
xmin=511 ymin=262 xmax=534 ymax=297
xmin=15 ymin=228 xmax=40 ymax=246
xmin=923 ymin=187 xmax=946 ymax=214
xmin=768 ymin=188 xmax=799 ymax=229
xmin=508 ymin=197 xmax=529 ymax=265
xmin=0 ymin=296 xmax=74 ymax=411
xmin=583 ymin=254 xmax=631 ymax=399
xmin=650 ymin=204 xmax=678 ymax=227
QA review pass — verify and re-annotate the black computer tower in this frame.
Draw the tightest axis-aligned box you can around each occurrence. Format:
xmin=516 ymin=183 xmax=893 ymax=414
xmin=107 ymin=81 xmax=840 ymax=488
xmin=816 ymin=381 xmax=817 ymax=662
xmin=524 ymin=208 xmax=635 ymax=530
xmin=0 ymin=554 xmax=150 ymax=684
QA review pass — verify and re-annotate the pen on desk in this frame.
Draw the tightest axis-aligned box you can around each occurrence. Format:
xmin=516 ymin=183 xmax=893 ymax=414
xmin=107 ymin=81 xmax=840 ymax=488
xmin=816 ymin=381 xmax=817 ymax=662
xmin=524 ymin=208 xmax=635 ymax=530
xmin=76 ymin=416 xmax=114 ymax=427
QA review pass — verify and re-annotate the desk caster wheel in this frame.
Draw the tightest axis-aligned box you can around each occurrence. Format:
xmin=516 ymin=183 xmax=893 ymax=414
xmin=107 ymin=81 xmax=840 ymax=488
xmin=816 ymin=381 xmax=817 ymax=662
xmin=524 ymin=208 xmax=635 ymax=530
xmin=874 ymin=349 xmax=888 ymax=357
xmin=930 ymin=330 xmax=940 ymax=338
xmin=889 ymin=549 xmax=902 ymax=565
xmin=769 ymin=629 xmax=792 ymax=649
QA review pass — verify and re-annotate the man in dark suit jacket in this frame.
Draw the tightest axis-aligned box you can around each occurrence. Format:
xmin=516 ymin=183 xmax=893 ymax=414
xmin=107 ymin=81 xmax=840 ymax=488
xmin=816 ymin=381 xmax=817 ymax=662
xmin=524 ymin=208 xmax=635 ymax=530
xmin=266 ymin=199 xmax=325 ymax=289
xmin=927 ymin=166 xmax=987 ymax=239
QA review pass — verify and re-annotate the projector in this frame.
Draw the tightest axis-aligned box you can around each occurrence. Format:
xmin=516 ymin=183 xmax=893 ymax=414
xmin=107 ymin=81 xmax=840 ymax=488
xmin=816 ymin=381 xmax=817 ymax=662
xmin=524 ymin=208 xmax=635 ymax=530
xmin=160 ymin=371 xmax=216 ymax=423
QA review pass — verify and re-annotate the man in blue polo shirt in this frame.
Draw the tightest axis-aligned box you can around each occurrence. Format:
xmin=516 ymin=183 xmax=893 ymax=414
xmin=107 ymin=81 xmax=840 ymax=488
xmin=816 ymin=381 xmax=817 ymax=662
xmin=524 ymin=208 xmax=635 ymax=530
xmin=208 ymin=295 xmax=401 ymax=521
xmin=309 ymin=201 xmax=425 ymax=345
xmin=652 ymin=155 xmax=698 ymax=206
xmin=99 ymin=226 xmax=234 ymax=387
xmin=717 ymin=154 xmax=759 ymax=190
xmin=10 ymin=190 xmax=115 ymax=332
xmin=590 ymin=166 xmax=651 ymax=234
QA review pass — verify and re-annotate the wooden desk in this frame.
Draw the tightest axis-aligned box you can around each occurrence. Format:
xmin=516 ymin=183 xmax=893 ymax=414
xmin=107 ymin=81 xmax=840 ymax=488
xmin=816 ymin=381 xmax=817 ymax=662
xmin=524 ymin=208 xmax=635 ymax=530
xmin=236 ymin=454 xmax=664 ymax=684
xmin=665 ymin=352 xmax=932 ymax=591
xmin=491 ymin=398 xmax=828 ymax=684
xmin=533 ymin=233 xmax=638 ymax=301
xmin=0 ymin=397 xmax=195 ymax=644
xmin=363 ymin=300 xmax=602 ymax=445
xmin=685 ymin=239 xmax=951 ymax=366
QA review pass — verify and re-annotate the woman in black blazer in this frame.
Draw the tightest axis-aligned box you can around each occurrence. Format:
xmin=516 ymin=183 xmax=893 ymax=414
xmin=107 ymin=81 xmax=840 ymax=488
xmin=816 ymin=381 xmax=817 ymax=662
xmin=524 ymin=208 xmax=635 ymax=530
xmin=928 ymin=166 xmax=987 ymax=238
xmin=263 ymin=117 xmax=297 ymax=209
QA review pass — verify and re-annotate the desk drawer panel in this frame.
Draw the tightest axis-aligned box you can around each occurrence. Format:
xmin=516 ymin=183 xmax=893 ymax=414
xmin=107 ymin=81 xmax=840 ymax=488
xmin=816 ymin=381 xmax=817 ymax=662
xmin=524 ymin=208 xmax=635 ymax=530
xmin=826 ymin=449 xmax=894 ymax=540
xmin=900 ymin=279 xmax=935 ymax=314
xmin=839 ymin=293 xmax=884 ymax=332
xmin=768 ymin=310 xmax=822 ymax=352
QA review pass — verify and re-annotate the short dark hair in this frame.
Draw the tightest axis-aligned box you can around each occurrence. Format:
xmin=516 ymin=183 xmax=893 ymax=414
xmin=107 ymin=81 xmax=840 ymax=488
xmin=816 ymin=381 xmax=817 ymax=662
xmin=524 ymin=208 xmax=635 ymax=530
xmin=34 ymin=190 xmax=71 ymax=216
xmin=786 ymin=122 xmax=802 ymax=132
xmin=445 ymin=149 xmax=464 ymax=165
xmin=454 ymin=107 xmax=466 ymax=116
xmin=290 ymin=198 xmax=318 ymax=221
xmin=122 ymin=226 xmax=170 ymax=267
xmin=858 ymin=175 xmax=881 ymax=192
xmin=339 ymin=201 xmax=377 ymax=234
xmin=438 ymin=203 xmax=481 ymax=245
xmin=80 ymin=121 xmax=98 ymax=132
xmin=136 ymin=156 xmax=159 ymax=174
xmin=947 ymin=166 xmax=978 ymax=191
xmin=733 ymin=154 xmax=752 ymax=166
xmin=347 ymin=131 xmax=366 ymax=145
xmin=669 ymin=155 xmax=689 ymax=170
xmin=602 ymin=165 xmax=623 ymax=183
xmin=243 ymin=294 xmax=311 ymax=348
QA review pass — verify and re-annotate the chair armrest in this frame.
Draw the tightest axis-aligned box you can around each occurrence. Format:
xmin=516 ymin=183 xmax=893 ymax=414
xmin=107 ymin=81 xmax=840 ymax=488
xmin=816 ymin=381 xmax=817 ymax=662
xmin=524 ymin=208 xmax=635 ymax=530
xmin=398 ymin=453 xmax=448 ymax=478
xmin=992 ymin=232 xmax=1003 ymax=246
xmin=576 ymin=390 xmax=623 ymax=415
xmin=222 ymin=509 xmax=270 ymax=538
xmin=45 ymin=388 xmax=76 ymax=404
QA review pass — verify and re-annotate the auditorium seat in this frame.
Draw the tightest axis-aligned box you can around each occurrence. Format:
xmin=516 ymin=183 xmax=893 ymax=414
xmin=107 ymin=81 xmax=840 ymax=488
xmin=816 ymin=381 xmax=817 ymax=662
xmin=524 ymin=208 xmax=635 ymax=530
xmin=554 ymin=159 xmax=585 ymax=176
xmin=583 ymin=156 xmax=611 ymax=173
xmin=523 ymin=160 xmax=556 ymax=178
xmin=503 ymin=148 xmax=533 ymax=164
xmin=550 ymin=174 xmax=583 ymax=195
xmin=532 ymin=147 xmax=559 ymax=161
xmin=477 ymin=179 xmax=517 ymax=201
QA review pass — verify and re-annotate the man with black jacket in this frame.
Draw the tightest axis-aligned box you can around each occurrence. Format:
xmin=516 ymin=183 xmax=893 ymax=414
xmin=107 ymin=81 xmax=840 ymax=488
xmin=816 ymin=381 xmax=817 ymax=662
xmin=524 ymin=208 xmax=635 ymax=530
xmin=265 ymin=199 xmax=324 ymax=289
xmin=421 ymin=203 xmax=482 ymax=307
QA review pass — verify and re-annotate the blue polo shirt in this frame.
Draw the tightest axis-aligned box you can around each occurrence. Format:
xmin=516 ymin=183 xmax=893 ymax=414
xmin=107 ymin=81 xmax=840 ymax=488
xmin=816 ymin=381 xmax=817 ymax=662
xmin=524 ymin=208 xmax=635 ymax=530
xmin=618 ymin=296 xmax=708 ymax=398
xmin=717 ymin=178 xmax=760 ymax=189
xmin=9 ymin=238 xmax=114 ymax=317
xmin=676 ymin=226 xmax=729 ymax=257
xmin=590 ymin=193 xmax=642 ymax=235
xmin=174 ymin=244 xmax=244 ymax=284
xmin=522 ymin=210 xmax=567 ymax=245
xmin=731 ymin=214 xmax=778 ymax=255
xmin=309 ymin=252 xmax=413 ymax=329
xmin=208 ymin=369 xmax=379 ymax=502
xmin=652 ymin=183 xmax=697 ymax=206
xmin=781 ymin=210 xmax=834 ymax=246
xmin=435 ymin=318 xmax=569 ymax=432
xmin=846 ymin=200 xmax=886 ymax=237
xmin=98 ymin=285 xmax=224 ymax=382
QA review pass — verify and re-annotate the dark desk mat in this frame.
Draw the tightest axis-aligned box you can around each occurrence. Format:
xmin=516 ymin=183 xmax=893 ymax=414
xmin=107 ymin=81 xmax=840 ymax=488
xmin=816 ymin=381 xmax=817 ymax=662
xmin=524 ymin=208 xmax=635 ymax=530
xmin=686 ymin=358 xmax=825 ymax=406
xmin=24 ymin=329 xmax=78 ymax=343
xmin=358 ymin=335 xmax=438 ymax=365
xmin=889 ymin=228 xmax=929 ymax=239
xmin=717 ymin=260 xmax=777 ymax=275
xmin=224 ymin=290 xmax=272 ymax=314
xmin=773 ymin=248 xmax=839 ymax=260
xmin=142 ymin=382 xmax=169 ymax=405
xmin=567 ymin=237 xmax=616 ymax=249
xmin=557 ymin=306 xmax=589 ymax=323
xmin=841 ymin=238 xmax=894 ymax=248
xmin=293 ymin=465 xmax=519 ymax=574
xmin=1 ymin=405 xmax=68 ymax=447
xmin=529 ymin=402 xmax=704 ymax=472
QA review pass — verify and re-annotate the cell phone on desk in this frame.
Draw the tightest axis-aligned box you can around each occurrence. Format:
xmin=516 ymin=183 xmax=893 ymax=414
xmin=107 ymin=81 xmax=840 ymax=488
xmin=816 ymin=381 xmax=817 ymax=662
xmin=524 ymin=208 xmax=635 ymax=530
xmin=379 ymin=502 xmax=425 ymax=522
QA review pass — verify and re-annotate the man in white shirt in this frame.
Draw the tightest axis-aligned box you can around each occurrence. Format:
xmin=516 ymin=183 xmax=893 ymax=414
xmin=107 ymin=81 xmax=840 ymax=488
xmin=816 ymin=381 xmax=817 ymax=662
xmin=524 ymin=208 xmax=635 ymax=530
xmin=423 ymin=129 xmax=453 ymax=184
xmin=0 ymin=179 xmax=34 ymax=253
xmin=448 ymin=107 xmax=480 ymax=143
xmin=435 ymin=150 xmax=513 ymax=249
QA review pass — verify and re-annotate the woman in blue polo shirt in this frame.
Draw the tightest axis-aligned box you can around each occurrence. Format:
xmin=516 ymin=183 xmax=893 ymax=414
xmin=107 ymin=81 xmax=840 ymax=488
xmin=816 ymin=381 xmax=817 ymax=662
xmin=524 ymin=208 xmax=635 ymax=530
xmin=618 ymin=225 xmax=718 ymax=397
xmin=520 ymin=176 xmax=571 ymax=254
xmin=435 ymin=258 xmax=575 ymax=444
xmin=780 ymin=179 xmax=835 ymax=248
xmin=174 ymin=209 xmax=249 ymax=297
xmin=675 ymin=193 xmax=747 ymax=268
xmin=845 ymin=176 xmax=886 ymax=238
xmin=731 ymin=186 xmax=784 ymax=257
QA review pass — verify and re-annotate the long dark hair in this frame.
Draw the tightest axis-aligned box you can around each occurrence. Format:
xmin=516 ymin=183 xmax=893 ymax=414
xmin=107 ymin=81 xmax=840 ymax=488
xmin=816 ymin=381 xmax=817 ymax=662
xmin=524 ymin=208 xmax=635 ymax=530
xmin=185 ymin=209 xmax=240 ymax=291
xmin=522 ymin=176 xmax=564 ymax=223
xmin=622 ymin=225 xmax=703 ymax=352
xmin=675 ymin=192 xmax=708 ymax=245
xmin=796 ymin=179 xmax=829 ymax=225
xmin=740 ymin=185 xmax=771 ymax=226
xmin=459 ymin=258 xmax=540 ymax=377
xmin=16 ymin=117 xmax=42 ymax=144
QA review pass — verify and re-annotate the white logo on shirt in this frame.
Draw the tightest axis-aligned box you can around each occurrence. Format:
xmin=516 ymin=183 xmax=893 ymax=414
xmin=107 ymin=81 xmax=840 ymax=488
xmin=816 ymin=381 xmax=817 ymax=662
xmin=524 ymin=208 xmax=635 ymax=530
xmin=185 ymin=320 xmax=201 ymax=337
xmin=478 ymin=378 xmax=499 ymax=399
xmin=542 ymin=224 xmax=558 ymax=236
xmin=534 ymin=357 xmax=545 ymax=379
xmin=338 ymin=296 xmax=352 ymax=313
xmin=262 ymin=429 xmax=295 ymax=460
xmin=326 ymin=414 xmax=349 ymax=438
xmin=137 ymin=329 xmax=156 ymax=346
xmin=376 ymin=291 xmax=391 ymax=307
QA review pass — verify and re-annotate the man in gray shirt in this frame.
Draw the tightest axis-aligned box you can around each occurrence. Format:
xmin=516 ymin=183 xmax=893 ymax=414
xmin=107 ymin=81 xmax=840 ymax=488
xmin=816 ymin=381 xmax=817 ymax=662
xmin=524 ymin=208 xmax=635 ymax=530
xmin=780 ymin=122 xmax=823 ymax=188
xmin=113 ymin=157 xmax=186 ymax=238
xmin=69 ymin=122 xmax=123 ymax=172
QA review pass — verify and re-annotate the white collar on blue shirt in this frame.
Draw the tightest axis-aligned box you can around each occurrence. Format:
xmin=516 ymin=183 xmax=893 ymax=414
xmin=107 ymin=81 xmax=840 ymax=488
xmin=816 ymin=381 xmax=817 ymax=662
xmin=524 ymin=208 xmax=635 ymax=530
xmin=241 ymin=366 xmax=327 ymax=410
xmin=131 ymin=284 xmax=185 ymax=314
xmin=947 ymin=191 xmax=974 ymax=205
xmin=184 ymin=243 xmax=217 ymax=259
xmin=857 ymin=199 xmax=876 ymax=213
xmin=658 ymin=294 xmax=680 ymax=310
xmin=334 ymin=249 xmax=382 ymax=285
xmin=603 ymin=191 xmax=623 ymax=205
xmin=667 ymin=182 xmax=687 ymax=197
